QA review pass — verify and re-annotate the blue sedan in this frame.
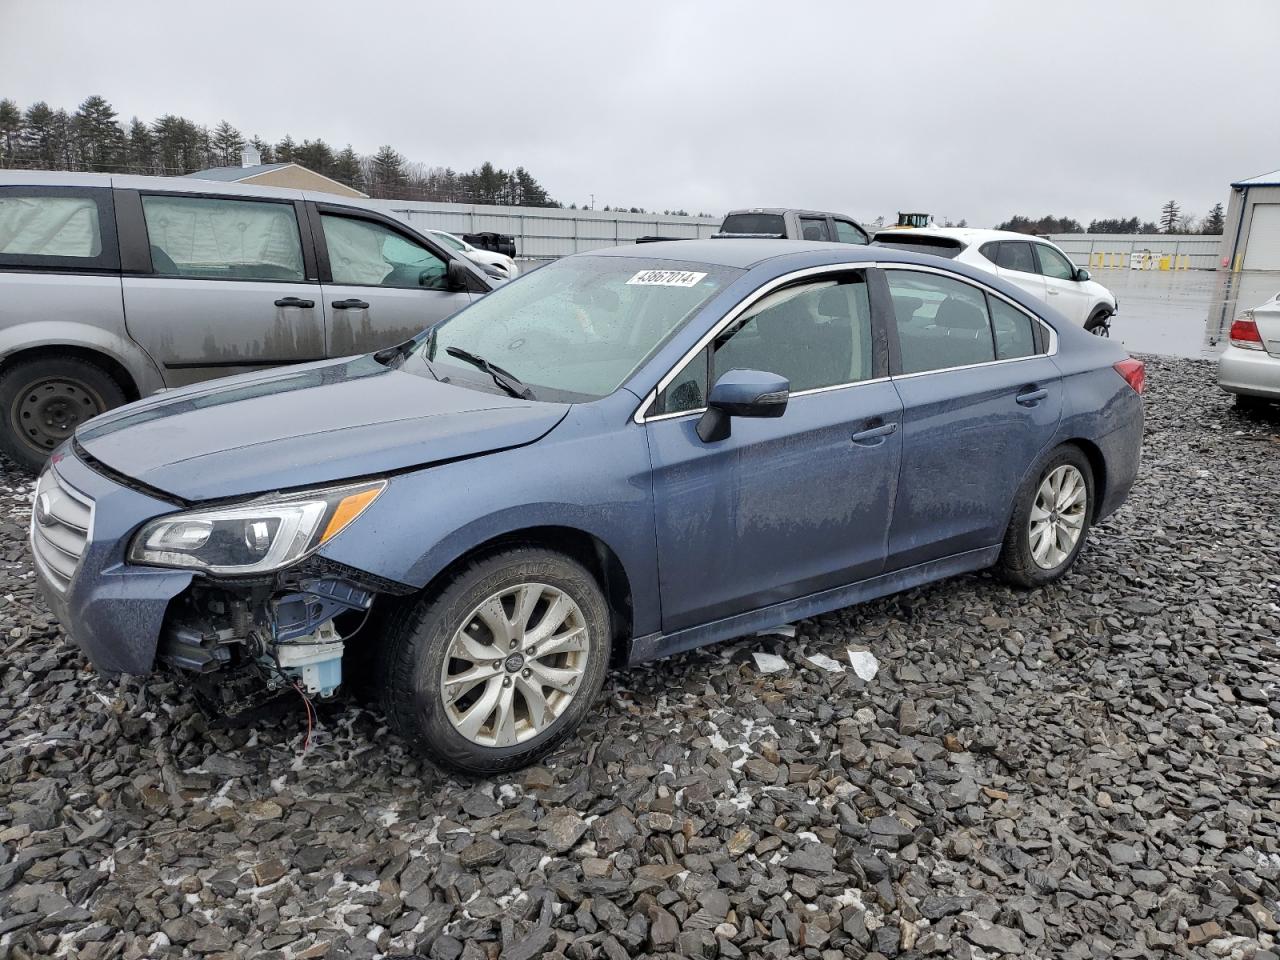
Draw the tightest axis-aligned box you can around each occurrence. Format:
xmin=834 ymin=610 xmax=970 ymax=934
xmin=32 ymin=240 xmax=1144 ymax=773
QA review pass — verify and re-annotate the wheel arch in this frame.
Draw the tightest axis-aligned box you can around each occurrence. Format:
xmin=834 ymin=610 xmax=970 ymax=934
xmin=0 ymin=343 xmax=142 ymax=402
xmin=415 ymin=524 xmax=636 ymax=664
xmin=1061 ymin=437 xmax=1108 ymax=521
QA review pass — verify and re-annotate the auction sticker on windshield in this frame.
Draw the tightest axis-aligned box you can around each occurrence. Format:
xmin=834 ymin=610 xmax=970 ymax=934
xmin=626 ymin=269 xmax=708 ymax=287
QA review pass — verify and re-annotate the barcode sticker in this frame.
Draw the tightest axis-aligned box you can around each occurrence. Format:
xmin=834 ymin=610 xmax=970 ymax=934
xmin=626 ymin=269 xmax=708 ymax=287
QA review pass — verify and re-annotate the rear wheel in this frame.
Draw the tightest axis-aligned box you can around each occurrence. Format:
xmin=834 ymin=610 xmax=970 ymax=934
xmin=998 ymin=446 xmax=1094 ymax=588
xmin=1234 ymin=393 xmax=1271 ymax=412
xmin=378 ymin=546 xmax=610 ymax=774
xmin=0 ymin=356 xmax=126 ymax=471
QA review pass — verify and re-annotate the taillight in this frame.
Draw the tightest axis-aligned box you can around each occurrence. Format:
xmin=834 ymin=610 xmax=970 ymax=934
xmin=1113 ymin=357 xmax=1145 ymax=395
xmin=1229 ymin=313 xmax=1264 ymax=349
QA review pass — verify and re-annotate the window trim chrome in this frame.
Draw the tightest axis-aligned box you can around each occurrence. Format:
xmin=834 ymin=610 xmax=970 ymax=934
xmin=632 ymin=260 xmax=1057 ymax=424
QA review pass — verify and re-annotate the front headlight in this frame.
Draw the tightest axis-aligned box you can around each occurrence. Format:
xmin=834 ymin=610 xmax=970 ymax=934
xmin=129 ymin=480 xmax=385 ymax=574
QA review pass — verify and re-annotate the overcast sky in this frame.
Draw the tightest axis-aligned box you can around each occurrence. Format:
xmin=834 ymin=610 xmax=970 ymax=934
xmin=6 ymin=0 xmax=1278 ymax=226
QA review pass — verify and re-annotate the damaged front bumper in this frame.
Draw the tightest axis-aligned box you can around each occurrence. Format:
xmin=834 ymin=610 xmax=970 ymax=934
xmin=32 ymin=448 xmax=407 ymax=698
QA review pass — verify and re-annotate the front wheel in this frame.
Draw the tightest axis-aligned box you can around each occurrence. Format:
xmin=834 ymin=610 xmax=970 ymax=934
xmin=998 ymin=446 xmax=1094 ymax=588
xmin=1085 ymin=311 xmax=1112 ymax=337
xmin=378 ymin=546 xmax=610 ymax=774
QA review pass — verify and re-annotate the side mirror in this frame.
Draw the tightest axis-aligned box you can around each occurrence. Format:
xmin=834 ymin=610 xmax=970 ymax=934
xmin=1074 ymin=267 xmax=1091 ymax=282
xmin=446 ymin=258 xmax=474 ymax=292
xmin=696 ymin=369 xmax=790 ymax=442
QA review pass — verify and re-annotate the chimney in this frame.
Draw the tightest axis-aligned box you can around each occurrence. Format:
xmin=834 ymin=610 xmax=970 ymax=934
xmin=242 ymin=144 xmax=261 ymax=168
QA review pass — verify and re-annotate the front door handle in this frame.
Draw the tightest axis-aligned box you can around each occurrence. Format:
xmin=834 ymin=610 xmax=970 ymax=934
xmin=331 ymin=298 xmax=370 ymax=310
xmin=851 ymin=421 xmax=898 ymax=445
xmin=1016 ymin=387 xmax=1049 ymax=406
xmin=274 ymin=296 xmax=315 ymax=308
xmin=1045 ymin=288 xmax=1060 ymax=296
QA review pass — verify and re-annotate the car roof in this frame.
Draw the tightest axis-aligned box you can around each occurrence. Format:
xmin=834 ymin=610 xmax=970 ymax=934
xmin=724 ymin=207 xmax=856 ymax=219
xmin=874 ymin=226 xmax=1055 ymax=245
xmin=584 ymin=239 xmax=882 ymax=269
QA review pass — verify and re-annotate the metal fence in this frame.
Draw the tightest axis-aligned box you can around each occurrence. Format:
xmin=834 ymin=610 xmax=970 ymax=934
xmin=371 ymin=200 xmax=721 ymax=260
xmin=1047 ymin=233 xmax=1224 ymax=271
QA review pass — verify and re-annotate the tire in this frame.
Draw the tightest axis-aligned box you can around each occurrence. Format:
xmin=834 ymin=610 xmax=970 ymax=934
xmin=1085 ymin=311 xmax=1111 ymax=337
xmin=997 ymin=445 xmax=1094 ymax=588
xmin=378 ymin=546 xmax=610 ymax=775
xmin=0 ymin=355 xmax=127 ymax=472
xmin=1234 ymin=393 xmax=1271 ymax=412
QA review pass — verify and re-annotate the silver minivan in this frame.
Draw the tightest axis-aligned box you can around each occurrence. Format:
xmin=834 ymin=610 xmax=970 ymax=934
xmin=0 ymin=171 xmax=493 ymax=469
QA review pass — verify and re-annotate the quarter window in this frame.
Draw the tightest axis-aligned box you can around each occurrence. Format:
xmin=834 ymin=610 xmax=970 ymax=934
xmin=988 ymin=295 xmax=1037 ymax=360
xmin=886 ymin=270 xmax=996 ymax=374
xmin=142 ymin=195 xmax=304 ymax=281
xmin=993 ymin=241 xmax=1036 ymax=274
xmin=1035 ymin=244 xmax=1076 ymax=280
xmin=0 ymin=187 xmax=116 ymax=270
xmin=323 ymin=214 xmax=448 ymax=290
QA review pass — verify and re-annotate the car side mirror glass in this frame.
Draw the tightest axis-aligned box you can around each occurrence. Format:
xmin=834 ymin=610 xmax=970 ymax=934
xmin=445 ymin=258 xmax=473 ymax=292
xmin=1075 ymin=267 xmax=1091 ymax=282
xmin=696 ymin=369 xmax=790 ymax=442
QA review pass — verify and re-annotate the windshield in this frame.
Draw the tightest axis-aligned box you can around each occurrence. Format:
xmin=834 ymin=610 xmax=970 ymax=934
xmin=432 ymin=231 xmax=467 ymax=252
xmin=418 ymin=256 xmax=738 ymax=401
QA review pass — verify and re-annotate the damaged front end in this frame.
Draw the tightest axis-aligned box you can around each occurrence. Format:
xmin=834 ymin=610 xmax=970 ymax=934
xmin=158 ymin=572 xmax=383 ymax=713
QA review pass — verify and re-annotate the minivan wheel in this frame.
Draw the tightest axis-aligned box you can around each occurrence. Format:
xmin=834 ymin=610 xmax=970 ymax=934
xmin=0 ymin=356 xmax=126 ymax=471
xmin=997 ymin=446 xmax=1094 ymax=588
xmin=379 ymin=546 xmax=610 ymax=775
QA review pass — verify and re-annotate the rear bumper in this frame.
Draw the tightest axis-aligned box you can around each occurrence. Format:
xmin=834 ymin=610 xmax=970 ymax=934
xmin=31 ymin=448 xmax=193 ymax=675
xmin=1218 ymin=344 xmax=1280 ymax=398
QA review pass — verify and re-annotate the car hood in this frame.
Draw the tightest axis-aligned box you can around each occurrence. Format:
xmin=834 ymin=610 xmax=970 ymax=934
xmin=76 ymin=355 xmax=569 ymax=502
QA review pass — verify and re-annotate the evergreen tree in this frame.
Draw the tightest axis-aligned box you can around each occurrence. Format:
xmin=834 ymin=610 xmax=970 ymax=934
xmin=294 ymin=138 xmax=334 ymax=176
xmin=210 ymin=121 xmax=244 ymax=166
xmin=0 ymin=99 xmax=21 ymax=166
xmin=248 ymin=136 xmax=273 ymax=164
xmin=331 ymin=145 xmax=363 ymax=191
xmin=1201 ymin=202 xmax=1225 ymax=235
xmin=368 ymin=144 xmax=405 ymax=197
xmin=124 ymin=117 xmax=155 ymax=173
xmin=72 ymin=95 xmax=123 ymax=172
xmin=274 ymin=135 xmax=297 ymax=163
xmin=20 ymin=102 xmax=60 ymax=167
xmin=1160 ymin=200 xmax=1181 ymax=234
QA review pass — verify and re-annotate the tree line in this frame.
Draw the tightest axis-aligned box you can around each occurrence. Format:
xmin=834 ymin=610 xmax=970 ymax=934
xmin=995 ymin=201 xmax=1225 ymax=236
xmin=0 ymin=94 xmax=560 ymax=206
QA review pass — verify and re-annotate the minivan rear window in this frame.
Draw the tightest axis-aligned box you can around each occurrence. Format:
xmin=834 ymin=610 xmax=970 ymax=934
xmin=719 ymin=213 xmax=786 ymax=236
xmin=0 ymin=186 xmax=119 ymax=272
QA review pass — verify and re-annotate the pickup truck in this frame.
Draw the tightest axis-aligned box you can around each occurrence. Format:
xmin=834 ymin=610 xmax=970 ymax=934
xmin=716 ymin=207 xmax=871 ymax=244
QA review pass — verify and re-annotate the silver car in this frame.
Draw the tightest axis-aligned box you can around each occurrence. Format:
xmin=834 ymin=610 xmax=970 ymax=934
xmin=0 ymin=171 xmax=493 ymax=469
xmin=1218 ymin=291 xmax=1280 ymax=409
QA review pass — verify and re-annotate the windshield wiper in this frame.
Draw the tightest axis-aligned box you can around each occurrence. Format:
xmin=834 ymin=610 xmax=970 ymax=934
xmin=445 ymin=347 xmax=535 ymax=400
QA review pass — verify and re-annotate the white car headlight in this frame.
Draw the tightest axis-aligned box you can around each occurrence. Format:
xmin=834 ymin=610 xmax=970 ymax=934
xmin=129 ymin=480 xmax=385 ymax=575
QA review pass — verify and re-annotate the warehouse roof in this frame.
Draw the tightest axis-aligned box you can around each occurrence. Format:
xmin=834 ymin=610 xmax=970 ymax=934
xmin=1231 ymin=167 xmax=1280 ymax=187
xmin=184 ymin=163 xmax=293 ymax=182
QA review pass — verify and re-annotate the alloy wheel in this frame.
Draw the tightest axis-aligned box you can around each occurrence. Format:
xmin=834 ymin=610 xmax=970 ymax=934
xmin=1029 ymin=464 xmax=1087 ymax=569
xmin=440 ymin=583 xmax=590 ymax=747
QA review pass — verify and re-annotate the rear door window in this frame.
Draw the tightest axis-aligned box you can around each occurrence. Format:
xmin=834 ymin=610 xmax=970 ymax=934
xmin=885 ymin=270 xmax=996 ymax=374
xmin=141 ymin=194 xmax=305 ymax=281
xmin=719 ymin=213 xmax=785 ymax=236
xmin=993 ymin=241 xmax=1036 ymax=274
xmin=0 ymin=186 xmax=118 ymax=271
xmin=799 ymin=217 xmax=831 ymax=241
xmin=987 ymin=295 xmax=1038 ymax=359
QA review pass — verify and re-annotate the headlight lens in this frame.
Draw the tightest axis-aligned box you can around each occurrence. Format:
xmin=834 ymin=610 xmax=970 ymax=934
xmin=129 ymin=480 xmax=385 ymax=574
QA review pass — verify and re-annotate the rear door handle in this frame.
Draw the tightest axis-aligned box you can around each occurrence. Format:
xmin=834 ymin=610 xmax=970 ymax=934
xmin=274 ymin=296 xmax=315 ymax=308
xmin=331 ymin=298 xmax=370 ymax=310
xmin=1016 ymin=387 xmax=1049 ymax=406
xmin=851 ymin=421 xmax=898 ymax=445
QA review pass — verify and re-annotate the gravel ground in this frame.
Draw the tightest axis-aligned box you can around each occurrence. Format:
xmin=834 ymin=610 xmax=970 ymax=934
xmin=1 ymin=355 xmax=1279 ymax=960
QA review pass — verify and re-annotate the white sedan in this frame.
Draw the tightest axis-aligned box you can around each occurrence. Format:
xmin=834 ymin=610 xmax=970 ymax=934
xmin=428 ymin=230 xmax=520 ymax=280
xmin=874 ymin=227 xmax=1117 ymax=334
xmin=1218 ymin=292 xmax=1280 ymax=410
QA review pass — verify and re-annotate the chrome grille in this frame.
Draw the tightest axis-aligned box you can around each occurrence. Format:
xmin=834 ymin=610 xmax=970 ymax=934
xmin=30 ymin=467 xmax=94 ymax=593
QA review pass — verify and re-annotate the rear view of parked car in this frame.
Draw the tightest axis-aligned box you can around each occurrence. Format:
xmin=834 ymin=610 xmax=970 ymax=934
xmin=874 ymin=227 xmax=1117 ymax=334
xmin=1218 ymin=291 xmax=1280 ymax=409
xmin=428 ymin=229 xmax=520 ymax=279
xmin=0 ymin=172 xmax=491 ymax=470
